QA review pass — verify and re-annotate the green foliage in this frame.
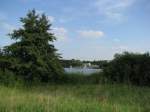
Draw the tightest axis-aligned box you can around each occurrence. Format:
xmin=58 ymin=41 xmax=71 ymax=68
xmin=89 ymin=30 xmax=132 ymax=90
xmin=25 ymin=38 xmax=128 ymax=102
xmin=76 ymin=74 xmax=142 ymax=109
xmin=61 ymin=59 xmax=108 ymax=69
xmin=60 ymin=59 xmax=83 ymax=67
xmin=0 ymin=10 xmax=63 ymax=83
xmin=61 ymin=73 xmax=103 ymax=84
xmin=90 ymin=60 xmax=109 ymax=69
xmin=103 ymin=52 xmax=150 ymax=86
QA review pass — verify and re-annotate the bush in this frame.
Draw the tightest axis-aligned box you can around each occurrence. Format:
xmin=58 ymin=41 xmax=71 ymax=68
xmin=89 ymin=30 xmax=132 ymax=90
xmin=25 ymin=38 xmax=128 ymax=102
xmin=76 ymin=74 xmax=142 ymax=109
xmin=0 ymin=70 xmax=21 ymax=86
xmin=61 ymin=72 xmax=103 ymax=84
xmin=103 ymin=52 xmax=150 ymax=86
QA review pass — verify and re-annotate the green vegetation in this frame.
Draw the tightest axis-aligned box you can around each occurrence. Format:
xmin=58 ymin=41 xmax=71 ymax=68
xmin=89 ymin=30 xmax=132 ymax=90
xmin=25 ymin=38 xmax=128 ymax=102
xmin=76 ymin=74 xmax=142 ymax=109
xmin=0 ymin=84 xmax=149 ymax=112
xmin=0 ymin=10 xmax=63 ymax=83
xmin=103 ymin=52 xmax=150 ymax=86
xmin=62 ymin=73 xmax=102 ymax=84
xmin=60 ymin=59 xmax=108 ymax=69
xmin=1 ymin=9 xmax=150 ymax=87
xmin=60 ymin=59 xmax=83 ymax=68
xmin=0 ymin=9 xmax=150 ymax=112
xmin=83 ymin=60 xmax=109 ymax=69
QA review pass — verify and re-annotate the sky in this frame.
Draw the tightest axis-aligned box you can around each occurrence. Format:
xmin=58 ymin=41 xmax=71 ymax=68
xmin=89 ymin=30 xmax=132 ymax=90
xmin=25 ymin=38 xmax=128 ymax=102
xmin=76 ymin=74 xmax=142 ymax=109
xmin=0 ymin=0 xmax=150 ymax=60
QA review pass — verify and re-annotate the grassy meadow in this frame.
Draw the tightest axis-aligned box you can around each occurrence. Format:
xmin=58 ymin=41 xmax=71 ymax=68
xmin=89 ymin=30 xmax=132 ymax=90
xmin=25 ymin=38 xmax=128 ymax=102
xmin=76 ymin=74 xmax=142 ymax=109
xmin=0 ymin=5 xmax=150 ymax=112
xmin=0 ymin=84 xmax=150 ymax=112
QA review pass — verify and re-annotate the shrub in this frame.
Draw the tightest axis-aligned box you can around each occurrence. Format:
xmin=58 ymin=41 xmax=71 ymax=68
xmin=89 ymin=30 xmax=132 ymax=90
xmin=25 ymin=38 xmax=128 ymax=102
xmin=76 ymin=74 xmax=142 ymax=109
xmin=61 ymin=72 xmax=103 ymax=84
xmin=103 ymin=52 xmax=150 ymax=86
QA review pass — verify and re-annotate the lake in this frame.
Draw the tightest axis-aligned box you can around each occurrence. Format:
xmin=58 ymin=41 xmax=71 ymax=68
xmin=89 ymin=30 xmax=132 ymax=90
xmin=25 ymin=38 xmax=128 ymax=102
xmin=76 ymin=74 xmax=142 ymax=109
xmin=64 ymin=67 xmax=101 ymax=75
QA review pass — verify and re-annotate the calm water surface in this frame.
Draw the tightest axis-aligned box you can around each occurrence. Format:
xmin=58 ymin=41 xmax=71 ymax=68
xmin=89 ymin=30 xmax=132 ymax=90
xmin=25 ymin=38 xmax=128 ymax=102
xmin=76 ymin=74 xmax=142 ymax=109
xmin=64 ymin=68 xmax=101 ymax=75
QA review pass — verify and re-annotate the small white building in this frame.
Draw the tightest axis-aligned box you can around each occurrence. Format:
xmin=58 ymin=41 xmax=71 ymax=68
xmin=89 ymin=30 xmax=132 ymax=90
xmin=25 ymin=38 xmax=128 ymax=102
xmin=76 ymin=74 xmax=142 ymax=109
xmin=83 ymin=63 xmax=91 ymax=68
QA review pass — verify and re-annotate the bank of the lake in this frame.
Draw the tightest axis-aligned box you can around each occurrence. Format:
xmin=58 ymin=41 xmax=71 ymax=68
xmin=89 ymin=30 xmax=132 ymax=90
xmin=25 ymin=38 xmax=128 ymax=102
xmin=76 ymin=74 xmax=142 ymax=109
xmin=0 ymin=84 xmax=150 ymax=112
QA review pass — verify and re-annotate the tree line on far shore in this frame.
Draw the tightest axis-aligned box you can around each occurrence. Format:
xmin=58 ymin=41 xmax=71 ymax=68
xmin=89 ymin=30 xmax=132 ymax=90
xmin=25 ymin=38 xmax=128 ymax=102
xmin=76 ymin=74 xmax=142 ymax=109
xmin=60 ymin=59 xmax=108 ymax=69
xmin=0 ymin=10 xmax=150 ymax=86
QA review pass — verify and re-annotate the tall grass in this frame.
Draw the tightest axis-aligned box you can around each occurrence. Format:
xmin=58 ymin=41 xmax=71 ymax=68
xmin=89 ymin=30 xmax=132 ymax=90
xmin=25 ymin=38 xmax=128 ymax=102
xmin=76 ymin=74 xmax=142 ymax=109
xmin=0 ymin=84 xmax=150 ymax=112
xmin=61 ymin=72 xmax=103 ymax=84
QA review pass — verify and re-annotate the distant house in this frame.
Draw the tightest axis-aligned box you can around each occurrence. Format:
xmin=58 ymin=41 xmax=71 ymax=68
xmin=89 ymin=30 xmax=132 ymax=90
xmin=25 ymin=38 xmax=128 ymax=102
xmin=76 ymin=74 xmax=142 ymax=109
xmin=83 ymin=63 xmax=99 ymax=69
xmin=83 ymin=63 xmax=91 ymax=68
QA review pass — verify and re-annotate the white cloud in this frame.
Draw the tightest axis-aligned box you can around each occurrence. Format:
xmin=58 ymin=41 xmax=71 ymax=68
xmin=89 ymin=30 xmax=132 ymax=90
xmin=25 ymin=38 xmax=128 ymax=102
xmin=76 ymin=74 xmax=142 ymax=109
xmin=95 ymin=0 xmax=135 ymax=21
xmin=52 ymin=27 xmax=68 ymax=41
xmin=0 ymin=16 xmax=16 ymax=46
xmin=78 ymin=30 xmax=104 ymax=38
xmin=0 ymin=12 xmax=15 ymax=32
xmin=36 ymin=10 xmax=43 ymax=15
xmin=48 ymin=16 xmax=55 ymax=23
xmin=112 ymin=45 xmax=129 ymax=51
xmin=0 ymin=21 xmax=15 ymax=32
xmin=118 ymin=45 xmax=128 ymax=51
xmin=36 ymin=10 xmax=55 ymax=23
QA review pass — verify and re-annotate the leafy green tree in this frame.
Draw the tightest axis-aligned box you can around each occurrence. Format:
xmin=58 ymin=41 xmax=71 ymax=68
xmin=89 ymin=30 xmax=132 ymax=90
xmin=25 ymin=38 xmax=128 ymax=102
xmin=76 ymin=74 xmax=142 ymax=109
xmin=103 ymin=52 xmax=150 ymax=86
xmin=3 ymin=10 xmax=63 ymax=82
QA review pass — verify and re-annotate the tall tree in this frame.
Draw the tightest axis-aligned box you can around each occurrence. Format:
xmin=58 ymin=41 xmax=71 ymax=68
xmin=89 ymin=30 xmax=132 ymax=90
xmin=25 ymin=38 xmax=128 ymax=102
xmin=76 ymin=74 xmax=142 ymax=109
xmin=4 ymin=10 xmax=63 ymax=82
